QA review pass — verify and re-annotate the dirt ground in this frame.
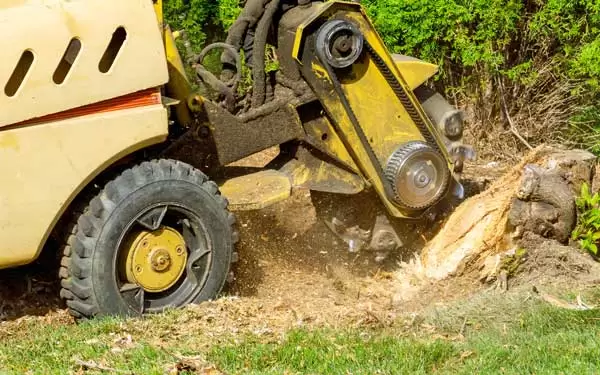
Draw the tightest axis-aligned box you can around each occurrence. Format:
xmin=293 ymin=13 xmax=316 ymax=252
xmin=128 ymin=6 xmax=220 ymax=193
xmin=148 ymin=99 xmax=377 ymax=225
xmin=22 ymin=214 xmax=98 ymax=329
xmin=0 ymin=156 xmax=598 ymax=338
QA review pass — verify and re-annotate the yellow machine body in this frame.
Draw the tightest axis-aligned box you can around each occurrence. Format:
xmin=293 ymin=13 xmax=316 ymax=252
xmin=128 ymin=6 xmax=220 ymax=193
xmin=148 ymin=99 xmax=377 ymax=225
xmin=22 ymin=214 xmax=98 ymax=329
xmin=0 ymin=0 xmax=462 ymax=270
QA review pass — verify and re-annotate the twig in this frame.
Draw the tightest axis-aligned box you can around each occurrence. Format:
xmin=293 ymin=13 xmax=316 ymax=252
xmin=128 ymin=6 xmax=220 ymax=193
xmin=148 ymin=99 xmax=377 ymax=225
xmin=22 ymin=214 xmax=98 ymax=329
xmin=533 ymin=287 xmax=594 ymax=311
xmin=577 ymin=294 xmax=596 ymax=310
xmin=366 ymin=310 xmax=382 ymax=323
xmin=409 ymin=313 xmax=418 ymax=327
xmin=459 ymin=317 xmax=468 ymax=336
xmin=506 ymin=111 xmax=534 ymax=150
xmin=498 ymin=270 xmax=509 ymax=292
xmin=497 ymin=77 xmax=534 ymax=150
xmin=74 ymin=359 xmax=130 ymax=374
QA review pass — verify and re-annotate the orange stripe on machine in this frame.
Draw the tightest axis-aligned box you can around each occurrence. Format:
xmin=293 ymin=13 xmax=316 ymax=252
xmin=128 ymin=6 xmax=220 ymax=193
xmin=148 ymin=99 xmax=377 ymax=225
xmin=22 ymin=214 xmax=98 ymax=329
xmin=13 ymin=88 xmax=162 ymax=127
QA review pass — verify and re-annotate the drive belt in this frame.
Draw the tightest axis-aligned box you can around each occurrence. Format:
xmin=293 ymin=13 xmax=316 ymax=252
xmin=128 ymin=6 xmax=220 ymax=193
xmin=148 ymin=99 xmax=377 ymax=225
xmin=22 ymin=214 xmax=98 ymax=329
xmin=316 ymin=39 xmax=396 ymax=200
xmin=362 ymin=41 xmax=443 ymax=153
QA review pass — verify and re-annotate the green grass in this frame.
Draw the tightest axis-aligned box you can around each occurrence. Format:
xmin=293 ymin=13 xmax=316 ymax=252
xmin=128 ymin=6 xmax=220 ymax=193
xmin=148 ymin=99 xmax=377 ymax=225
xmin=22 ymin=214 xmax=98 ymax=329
xmin=0 ymin=318 xmax=174 ymax=374
xmin=0 ymin=300 xmax=599 ymax=374
xmin=209 ymin=307 xmax=600 ymax=375
xmin=210 ymin=331 xmax=455 ymax=374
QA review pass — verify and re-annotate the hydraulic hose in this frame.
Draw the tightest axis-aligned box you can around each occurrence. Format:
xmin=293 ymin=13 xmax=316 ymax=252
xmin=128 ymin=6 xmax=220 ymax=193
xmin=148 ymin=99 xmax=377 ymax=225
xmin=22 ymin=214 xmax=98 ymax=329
xmin=197 ymin=42 xmax=242 ymax=88
xmin=194 ymin=43 xmax=242 ymax=112
xmin=251 ymin=0 xmax=281 ymax=108
xmin=221 ymin=0 xmax=271 ymax=79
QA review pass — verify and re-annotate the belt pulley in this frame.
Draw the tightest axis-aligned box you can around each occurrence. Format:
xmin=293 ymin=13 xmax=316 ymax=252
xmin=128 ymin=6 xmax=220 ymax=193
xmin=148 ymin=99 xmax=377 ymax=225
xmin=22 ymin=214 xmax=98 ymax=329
xmin=315 ymin=19 xmax=450 ymax=211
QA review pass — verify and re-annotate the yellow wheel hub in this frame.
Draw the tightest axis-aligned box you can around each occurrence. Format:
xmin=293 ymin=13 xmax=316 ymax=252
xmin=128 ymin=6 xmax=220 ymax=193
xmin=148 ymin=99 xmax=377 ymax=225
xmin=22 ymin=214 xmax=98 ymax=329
xmin=125 ymin=227 xmax=188 ymax=293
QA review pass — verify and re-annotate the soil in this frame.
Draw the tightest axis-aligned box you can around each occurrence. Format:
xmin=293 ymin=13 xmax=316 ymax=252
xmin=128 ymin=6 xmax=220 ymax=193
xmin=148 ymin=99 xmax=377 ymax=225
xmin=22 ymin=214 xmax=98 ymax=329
xmin=0 ymin=153 xmax=598 ymax=339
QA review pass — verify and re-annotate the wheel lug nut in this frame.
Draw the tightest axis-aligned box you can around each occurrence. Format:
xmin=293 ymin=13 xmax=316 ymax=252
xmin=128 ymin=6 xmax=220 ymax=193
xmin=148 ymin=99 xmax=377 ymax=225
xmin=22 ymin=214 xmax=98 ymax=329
xmin=135 ymin=265 xmax=143 ymax=273
xmin=176 ymin=246 xmax=185 ymax=256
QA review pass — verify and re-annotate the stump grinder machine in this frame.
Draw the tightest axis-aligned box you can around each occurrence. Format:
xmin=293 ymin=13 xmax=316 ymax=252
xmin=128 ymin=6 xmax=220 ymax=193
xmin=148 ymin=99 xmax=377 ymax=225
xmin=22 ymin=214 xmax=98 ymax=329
xmin=0 ymin=0 xmax=473 ymax=319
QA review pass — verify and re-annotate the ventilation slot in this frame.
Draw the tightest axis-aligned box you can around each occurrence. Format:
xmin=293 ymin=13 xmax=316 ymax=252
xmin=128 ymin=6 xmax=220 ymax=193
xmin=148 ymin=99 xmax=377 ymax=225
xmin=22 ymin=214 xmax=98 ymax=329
xmin=99 ymin=26 xmax=127 ymax=73
xmin=53 ymin=38 xmax=82 ymax=85
xmin=5 ymin=50 xmax=34 ymax=97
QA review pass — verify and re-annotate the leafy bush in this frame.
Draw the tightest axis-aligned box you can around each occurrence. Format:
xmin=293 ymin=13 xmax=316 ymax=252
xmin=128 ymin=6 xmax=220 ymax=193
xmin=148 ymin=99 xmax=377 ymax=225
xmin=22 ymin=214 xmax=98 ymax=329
xmin=572 ymin=183 xmax=600 ymax=256
xmin=163 ymin=0 xmax=242 ymax=86
xmin=217 ymin=0 xmax=242 ymax=30
xmin=163 ymin=0 xmax=242 ymax=59
xmin=163 ymin=0 xmax=218 ymax=51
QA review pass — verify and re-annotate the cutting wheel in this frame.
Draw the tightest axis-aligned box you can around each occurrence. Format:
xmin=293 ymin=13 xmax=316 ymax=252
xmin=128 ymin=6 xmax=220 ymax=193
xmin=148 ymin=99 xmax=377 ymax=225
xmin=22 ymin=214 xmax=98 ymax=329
xmin=385 ymin=141 xmax=451 ymax=211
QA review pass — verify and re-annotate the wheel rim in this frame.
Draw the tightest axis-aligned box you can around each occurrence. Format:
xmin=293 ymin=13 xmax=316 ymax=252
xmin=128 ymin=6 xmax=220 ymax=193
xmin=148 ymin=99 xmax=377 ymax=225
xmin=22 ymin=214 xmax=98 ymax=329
xmin=124 ymin=227 xmax=188 ymax=293
xmin=115 ymin=203 xmax=213 ymax=314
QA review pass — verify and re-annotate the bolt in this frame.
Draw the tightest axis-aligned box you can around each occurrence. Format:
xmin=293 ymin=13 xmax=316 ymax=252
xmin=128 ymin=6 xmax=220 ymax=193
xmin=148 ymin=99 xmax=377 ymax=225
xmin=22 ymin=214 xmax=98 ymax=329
xmin=334 ymin=35 xmax=352 ymax=54
xmin=198 ymin=126 xmax=210 ymax=139
xmin=176 ymin=246 xmax=185 ymax=256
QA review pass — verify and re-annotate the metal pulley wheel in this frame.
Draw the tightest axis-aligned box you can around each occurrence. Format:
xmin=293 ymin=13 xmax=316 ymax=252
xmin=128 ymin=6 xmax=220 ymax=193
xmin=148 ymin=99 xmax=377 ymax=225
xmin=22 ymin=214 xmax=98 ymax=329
xmin=385 ymin=141 xmax=451 ymax=211
xmin=316 ymin=19 xmax=364 ymax=68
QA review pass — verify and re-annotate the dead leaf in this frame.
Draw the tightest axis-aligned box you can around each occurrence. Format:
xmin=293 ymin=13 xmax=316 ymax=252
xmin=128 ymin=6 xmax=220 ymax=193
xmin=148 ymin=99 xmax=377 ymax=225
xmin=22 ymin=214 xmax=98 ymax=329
xmin=460 ymin=350 xmax=475 ymax=361
xmin=73 ymin=359 xmax=130 ymax=374
xmin=114 ymin=334 xmax=135 ymax=348
xmin=164 ymin=355 xmax=225 ymax=375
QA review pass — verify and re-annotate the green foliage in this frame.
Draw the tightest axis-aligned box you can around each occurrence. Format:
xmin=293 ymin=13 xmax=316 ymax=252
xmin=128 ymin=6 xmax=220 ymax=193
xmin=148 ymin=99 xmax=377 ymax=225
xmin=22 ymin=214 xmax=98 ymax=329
xmin=572 ymin=183 xmax=600 ymax=256
xmin=361 ymin=0 xmax=600 ymax=151
xmin=528 ymin=0 xmax=600 ymax=94
xmin=163 ymin=0 xmax=218 ymax=52
xmin=163 ymin=0 xmax=241 ymax=52
xmin=265 ymin=45 xmax=280 ymax=73
xmin=218 ymin=0 xmax=242 ymax=30
xmin=361 ymin=0 xmax=600 ymax=83
xmin=163 ymin=0 xmax=242 ymax=88
xmin=362 ymin=0 xmax=521 ymax=72
xmin=163 ymin=0 xmax=600 ymax=91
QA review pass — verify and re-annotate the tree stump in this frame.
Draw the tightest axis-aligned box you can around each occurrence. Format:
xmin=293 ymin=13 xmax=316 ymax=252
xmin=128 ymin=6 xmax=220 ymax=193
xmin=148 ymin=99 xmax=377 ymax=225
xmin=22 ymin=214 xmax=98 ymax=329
xmin=408 ymin=146 xmax=597 ymax=282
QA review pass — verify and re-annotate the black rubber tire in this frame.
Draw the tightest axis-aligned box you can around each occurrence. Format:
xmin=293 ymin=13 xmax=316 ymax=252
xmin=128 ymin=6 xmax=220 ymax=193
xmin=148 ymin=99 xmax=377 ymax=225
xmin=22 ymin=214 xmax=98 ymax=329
xmin=59 ymin=159 xmax=238 ymax=320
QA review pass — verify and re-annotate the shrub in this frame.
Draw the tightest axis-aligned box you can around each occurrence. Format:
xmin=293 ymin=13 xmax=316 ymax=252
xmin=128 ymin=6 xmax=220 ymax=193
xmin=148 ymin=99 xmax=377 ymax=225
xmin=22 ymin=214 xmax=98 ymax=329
xmin=572 ymin=183 xmax=600 ymax=256
xmin=163 ymin=0 xmax=219 ymax=51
